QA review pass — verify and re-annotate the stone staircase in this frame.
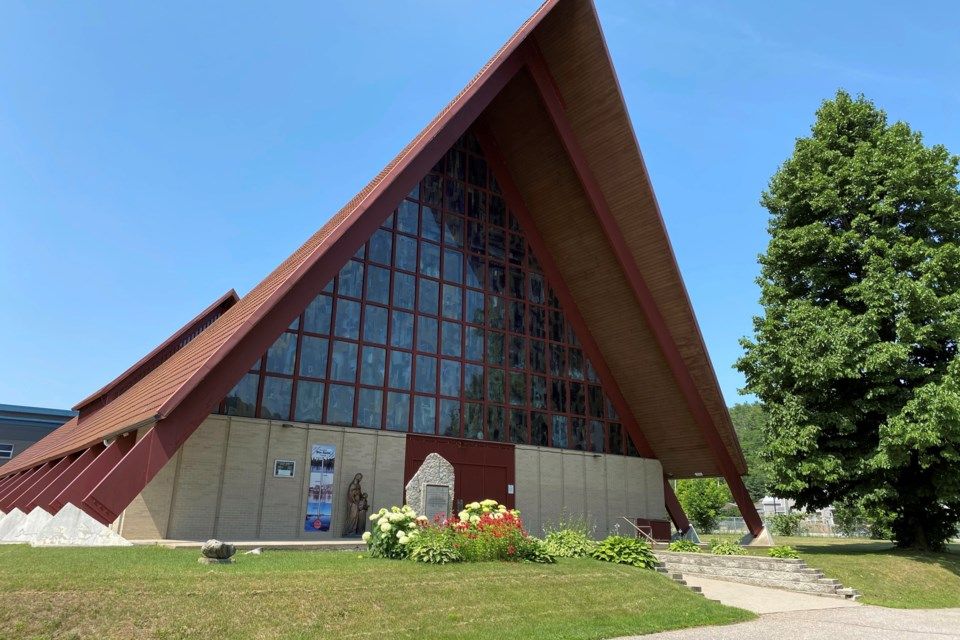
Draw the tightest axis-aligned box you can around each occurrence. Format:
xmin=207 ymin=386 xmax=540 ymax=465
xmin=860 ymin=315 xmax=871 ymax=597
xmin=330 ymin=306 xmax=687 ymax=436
xmin=653 ymin=551 xmax=860 ymax=600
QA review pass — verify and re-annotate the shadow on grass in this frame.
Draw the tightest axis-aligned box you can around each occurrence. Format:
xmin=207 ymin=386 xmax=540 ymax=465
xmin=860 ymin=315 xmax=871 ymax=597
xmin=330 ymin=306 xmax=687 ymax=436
xmin=795 ymin=539 xmax=960 ymax=579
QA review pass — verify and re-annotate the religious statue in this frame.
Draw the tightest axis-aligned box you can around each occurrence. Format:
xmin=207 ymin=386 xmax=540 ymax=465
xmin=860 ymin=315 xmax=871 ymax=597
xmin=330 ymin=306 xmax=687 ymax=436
xmin=343 ymin=473 xmax=368 ymax=536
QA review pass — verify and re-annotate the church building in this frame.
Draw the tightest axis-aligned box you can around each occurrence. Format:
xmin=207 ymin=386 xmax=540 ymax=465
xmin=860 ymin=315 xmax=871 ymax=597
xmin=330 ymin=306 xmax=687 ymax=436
xmin=0 ymin=0 xmax=764 ymax=543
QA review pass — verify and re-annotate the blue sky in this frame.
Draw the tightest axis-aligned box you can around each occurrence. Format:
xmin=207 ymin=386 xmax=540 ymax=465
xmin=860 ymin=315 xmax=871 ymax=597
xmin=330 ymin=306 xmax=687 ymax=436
xmin=1 ymin=1 xmax=958 ymax=409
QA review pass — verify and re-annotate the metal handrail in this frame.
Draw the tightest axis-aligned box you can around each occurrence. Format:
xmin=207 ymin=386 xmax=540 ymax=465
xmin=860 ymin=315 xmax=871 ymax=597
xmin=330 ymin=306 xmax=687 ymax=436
xmin=621 ymin=516 xmax=656 ymax=543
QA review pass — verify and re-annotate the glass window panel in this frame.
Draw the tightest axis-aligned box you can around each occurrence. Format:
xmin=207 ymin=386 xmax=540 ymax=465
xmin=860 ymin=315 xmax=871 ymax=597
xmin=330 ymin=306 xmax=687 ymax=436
xmin=489 ymin=195 xmax=506 ymax=227
xmin=416 ymin=316 xmax=438 ymax=353
xmin=419 ymin=242 xmax=441 ymax=278
xmin=487 ymin=368 xmax=504 ymax=403
xmin=586 ymin=358 xmax=600 ymax=383
xmin=605 ymin=394 xmax=619 ymax=420
xmin=444 ymin=179 xmax=464 ymax=214
xmin=354 ymin=244 xmax=366 ymax=260
xmin=443 ymin=249 xmax=463 ymax=283
xmin=330 ymin=341 xmax=358 ymax=383
xmin=423 ymin=174 xmax=442 ymax=207
xmin=323 ymin=279 xmax=334 ymax=294
xmin=489 ymin=261 xmax=505 ymax=293
xmin=303 ymin=295 xmax=333 ymax=335
xmin=390 ymin=310 xmax=414 ymax=349
xmin=528 ymin=273 xmax=545 ymax=304
xmin=413 ymin=396 xmax=437 ymax=434
xmin=362 ymin=305 xmax=388 ymax=345
xmin=568 ymin=348 xmax=584 ymax=380
xmin=464 ymin=364 xmax=484 ymax=400
xmin=443 ymin=214 xmax=464 ymax=248
xmin=549 ymin=343 xmax=566 ymax=377
xmin=529 ymin=305 xmax=545 ymax=339
xmin=408 ymin=181 xmax=420 ymax=201
xmin=465 ymin=290 xmax=484 ymax=324
xmin=609 ymin=423 xmax=623 ymax=455
xmin=365 ymin=265 xmax=390 ymax=305
xmin=441 ymin=284 xmax=462 ymax=320
xmin=589 ymin=386 xmax=604 ymax=419
xmin=446 ymin=148 xmax=465 ymax=180
xmin=422 ymin=205 xmax=442 ymax=242
xmin=549 ymin=309 xmax=565 ymax=343
xmin=388 ymin=350 xmax=412 ymax=390
xmin=465 ymin=326 xmax=484 ymax=361
xmin=466 ymin=255 xmax=485 ymax=289
xmin=551 ymin=415 xmax=568 ymax=448
xmin=509 ymin=335 xmax=526 ymax=370
xmin=531 ymin=375 xmax=547 ymax=409
xmin=334 ymin=299 xmax=361 ymax=339
xmin=326 ymin=384 xmax=355 ymax=426
xmin=486 ymin=331 xmax=504 ymax=366
xmin=386 ymin=392 xmax=410 ymax=431
xmin=338 ymin=260 xmax=364 ymax=299
xmin=508 ymin=234 xmax=525 ymax=266
xmin=487 ymin=295 xmax=505 ymax=329
xmin=550 ymin=379 xmax=568 ymax=413
xmin=299 ymin=335 xmax=328 ymax=378
xmin=289 ymin=317 xmax=300 ymax=331
xmin=487 ymin=406 xmax=505 ymax=441
xmin=260 ymin=376 xmax=292 ymax=420
xmin=417 ymin=278 xmax=439 ymax=315
xmin=357 ymin=388 xmax=383 ymax=429
xmin=397 ymin=199 xmax=419 ymax=235
xmin=381 ymin=212 xmax=395 ymax=230
xmin=509 ymin=372 xmax=525 ymax=406
xmin=393 ymin=272 xmax=415 ymax=310
xmin=440 ymin=359 xmax=460 ymax=397
xmin=508 ymin=269 xmax=524 ymax=299
xmin=468 ymin=220 xmax=485 ymax=254
xmin=250 ymin=356 xmax=262 ymax=372
xmin=439 ymin=399 xmax=461 ymax=437
xmin=464 ymin=403 xmax=483 ymax=439
xmin=488 ymin=228 xmax=505 ymax=260
xmin=510 ymin=410 xmax=528 ymax=445
xmin=369 ymin=228 xmax=392 ymax=265
xmin=265 ymin=332 xmax=297 ymax=375
xmin=589 ymin=420 xmax=605 ymax=453
xmin=294 ymin=380 xmax=324 ymax=423
xmin=360 ymin=346 xmax=386 ymax=386
xmin=441 ymin=321 xmax=461 ymax=357
xmin=414 ymin=355 xmax=437 ymax=394
xmin=509 ymin=301 xmax=524 ymax=333
xmin=570 ymin=382 xmax=586 ymax=416
xmin=468 ymin=154 xmax=487 ymax=188
xmin=467 ymin=187 xmax=486 ymax=220
xmin=570 ymin=418 xmax=586 ymax=451
xmin=548 ymin=287 xmax=561 ymax=309
xmin=530 ymin=340 xmax=545 ymax=373
xmin=395 ymin=235 xmax=417 ymax=272
xmin=225 ymin=373 xmax=259 ymax=417
xmin=531 ymin=412 xmax=549 ymax=446
xmin=626 ymin=432 xmax=640 ymax=457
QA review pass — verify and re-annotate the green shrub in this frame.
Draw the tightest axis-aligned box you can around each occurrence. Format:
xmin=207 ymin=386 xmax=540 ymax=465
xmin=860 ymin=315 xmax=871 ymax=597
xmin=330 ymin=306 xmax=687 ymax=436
xmin=591 ymin=535 xmax=657 ymax=569
xmin=408 ymin=526 xmax=462 ymax=564
xmin=517 ymin=537 xmax=557 ymax=564
xmin=544 ymin=529 xmax=595 ymax=558
xmin=667 ymin=539 xmax=701 ymax=553
xmin=709 ymin=539 xmax=747 ymax=556
xmin=675 ymin=478 xmax=732 ymax=533
xmin=769 ymin=512 xmax=805 ymax=537
xmin=768 ymin=545 xmax=800 ymax=559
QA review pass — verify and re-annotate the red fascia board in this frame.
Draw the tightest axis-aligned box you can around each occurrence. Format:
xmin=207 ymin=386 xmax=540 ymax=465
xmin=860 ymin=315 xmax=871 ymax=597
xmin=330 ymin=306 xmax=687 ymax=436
xmin=74 ymin=289 xmax=239 ymax=414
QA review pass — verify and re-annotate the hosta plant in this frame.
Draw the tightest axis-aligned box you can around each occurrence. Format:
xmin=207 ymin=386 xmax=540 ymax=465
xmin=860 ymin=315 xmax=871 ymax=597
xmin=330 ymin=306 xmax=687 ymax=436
xmin=544 ymin=528 xmax=595 ymax=558
xmin=667 ymin=539 xmax=701 ymax=553
xmin=768 ymin=545 xmax=800 ymax=559
xmin=591 ymin=535 xmax=657 ymax=569
xmin=709 ymin=539 xmax=747 ymax=556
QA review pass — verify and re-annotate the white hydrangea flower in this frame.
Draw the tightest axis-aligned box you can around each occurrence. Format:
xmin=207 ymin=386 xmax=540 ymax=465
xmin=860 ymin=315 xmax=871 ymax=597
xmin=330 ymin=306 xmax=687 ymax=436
xmin=361 ymin=531 xmax=371 ymax=542
xmin=407 ymin=522 xmax=417 ymax=529
xmin=469 ymin=515 xmax=480 ymax=524
xmin=481 ymin=499 xmax=497 ymax=507
xmin=380 ymin=522 xmax=391 ymax=533
xmin=466 ymin=502 xmax=480 ymax=510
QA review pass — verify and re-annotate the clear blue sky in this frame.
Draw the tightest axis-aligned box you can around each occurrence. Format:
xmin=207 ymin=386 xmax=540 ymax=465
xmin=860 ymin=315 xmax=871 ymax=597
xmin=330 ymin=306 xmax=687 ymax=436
xmin=1 ymin=1 xmax=957 ymax=410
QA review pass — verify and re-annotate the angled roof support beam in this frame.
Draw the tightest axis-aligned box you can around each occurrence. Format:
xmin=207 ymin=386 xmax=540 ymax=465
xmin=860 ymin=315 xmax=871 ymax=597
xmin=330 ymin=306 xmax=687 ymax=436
xmin=19 ymin=453 xmax=80 ymax=513
xmin=50 ymin=431 xmax=136 ymax=520
xmin=2 ymin=459 xmax=61 ymax=512
xmin=32 ymin=443 xmax=105 ymax=513
xmin=0 ymin=464 xmax=46 ymax=506
xmin=475 ymin=121 xmax=690 ymax=533
xmin=0 ymin=470 xmax=26 ymax=493
xmin=663 ymin=479 xmax=691 ymax=533
xmin=521 ymin=42 xmax=763 ymax=537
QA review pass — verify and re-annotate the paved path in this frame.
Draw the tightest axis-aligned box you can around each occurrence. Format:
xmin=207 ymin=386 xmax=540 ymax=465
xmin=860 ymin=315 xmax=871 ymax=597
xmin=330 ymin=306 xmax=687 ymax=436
xmin=614 ymin=577 xmax=959 ymax=639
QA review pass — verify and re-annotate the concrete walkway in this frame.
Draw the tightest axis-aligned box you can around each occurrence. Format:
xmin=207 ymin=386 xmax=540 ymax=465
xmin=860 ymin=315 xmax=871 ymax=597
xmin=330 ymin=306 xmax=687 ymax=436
xmin=684 ymin=575 xmax=861 ymax=614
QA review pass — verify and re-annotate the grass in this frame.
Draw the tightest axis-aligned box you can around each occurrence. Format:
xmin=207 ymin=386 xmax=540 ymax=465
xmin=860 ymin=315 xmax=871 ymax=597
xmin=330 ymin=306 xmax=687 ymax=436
xmin=706 ymin=534 xmax=960 ymax=609
xmin=0 ymin=546 xmax=753 ymax=640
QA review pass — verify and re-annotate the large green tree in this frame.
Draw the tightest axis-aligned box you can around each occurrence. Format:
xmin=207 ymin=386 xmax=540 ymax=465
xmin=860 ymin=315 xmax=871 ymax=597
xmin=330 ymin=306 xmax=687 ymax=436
xmin=728 ymin=402 xmax=772 ymax=501
xmin=737 ymin=91 xmax=960 ymax=551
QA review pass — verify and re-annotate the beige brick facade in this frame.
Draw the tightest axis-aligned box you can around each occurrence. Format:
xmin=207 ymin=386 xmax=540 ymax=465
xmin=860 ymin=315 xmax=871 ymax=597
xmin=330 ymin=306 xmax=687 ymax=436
xmin=118 ymin=416 xmax=666 ymax=541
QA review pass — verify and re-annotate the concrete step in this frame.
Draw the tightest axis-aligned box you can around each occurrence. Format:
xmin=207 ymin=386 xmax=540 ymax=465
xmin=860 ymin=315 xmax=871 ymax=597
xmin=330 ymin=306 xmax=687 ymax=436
xmin=671 ymin=571 xmax=848 ymax=595
xmin=655 ymin=551 xmax=809 ymax=572
xmin=658 ymin=561 xmax=828 ymax=585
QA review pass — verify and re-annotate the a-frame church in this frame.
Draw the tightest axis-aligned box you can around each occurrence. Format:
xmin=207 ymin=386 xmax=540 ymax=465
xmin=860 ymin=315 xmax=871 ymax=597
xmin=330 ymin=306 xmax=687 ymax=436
xmin=0 ymin=0 xmax=765 ymax=543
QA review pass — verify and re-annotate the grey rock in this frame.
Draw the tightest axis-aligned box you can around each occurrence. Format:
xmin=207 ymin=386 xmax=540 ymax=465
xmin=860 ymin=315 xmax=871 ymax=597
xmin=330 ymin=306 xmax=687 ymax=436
xmin=200 ymin=539 xmax=236 ymax=560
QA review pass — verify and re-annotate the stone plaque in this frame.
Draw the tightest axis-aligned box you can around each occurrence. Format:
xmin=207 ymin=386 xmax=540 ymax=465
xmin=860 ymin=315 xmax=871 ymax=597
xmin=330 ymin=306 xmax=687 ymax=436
xmin=424 ymin=483 xmax=450 ymax=522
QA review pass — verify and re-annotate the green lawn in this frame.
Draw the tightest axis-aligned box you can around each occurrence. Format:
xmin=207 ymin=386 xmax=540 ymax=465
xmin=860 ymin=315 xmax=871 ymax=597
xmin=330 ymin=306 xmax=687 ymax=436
xmin=708 ymin=535 xmax=960 ymax=608
xmin=0 ymin=546 xmax=753 ymax=640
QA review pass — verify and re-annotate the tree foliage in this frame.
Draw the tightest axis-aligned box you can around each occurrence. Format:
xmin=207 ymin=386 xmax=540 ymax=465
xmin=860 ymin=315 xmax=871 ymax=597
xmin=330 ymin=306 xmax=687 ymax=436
xmin=676 ymin=478 xmax=732 ymax=534
xmin=737 ymin=90 xmax=960 ymax=550
xmin=728 ymin=402 xmax=772 ymax=501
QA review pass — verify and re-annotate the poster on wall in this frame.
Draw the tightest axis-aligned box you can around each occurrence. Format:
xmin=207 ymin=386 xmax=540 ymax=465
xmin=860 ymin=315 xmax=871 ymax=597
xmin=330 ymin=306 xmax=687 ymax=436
xmin=304 ymin=444 xmax=336 ymax=532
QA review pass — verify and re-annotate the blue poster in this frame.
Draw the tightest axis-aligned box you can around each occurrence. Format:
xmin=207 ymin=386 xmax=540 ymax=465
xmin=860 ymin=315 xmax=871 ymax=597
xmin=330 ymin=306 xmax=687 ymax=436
xmin=304 ymin=444 xmax=336 ymax=532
